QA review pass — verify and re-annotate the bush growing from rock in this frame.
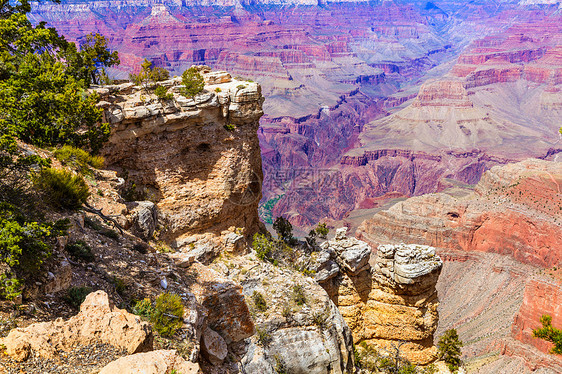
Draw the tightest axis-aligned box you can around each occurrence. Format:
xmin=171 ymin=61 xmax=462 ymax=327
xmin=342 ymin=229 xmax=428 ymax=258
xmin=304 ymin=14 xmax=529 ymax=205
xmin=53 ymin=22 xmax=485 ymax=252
xmin=54 ymin=145 xmax=104 ymax=174
xmin=437 ymin=328 xmax=463 ymax=372
xmin=65 ymin=240 xmax=94 ymax=263
xmin=151 ymin=293 xmax=184 ymax=337
xmin=132 ymin=298 xmax=155 ymax=318
xmin=292 ymin=284 xmax=306 ymax=306
xmin=255 ymin=326 xmax=272 ymax=347
xmin=252 ymin=291 xmax=267 ymax=312
xmin=533 ymin=314 xmax=562 ymax=354
xmin=273 ymin=216 xmax=293 ymax=244
xmin=180 ymin=67 xmax=204 ymax=98
xmin=154 ymin=85 xmax=173 ymax=101
xmin=33 ymin=168 xmax=89 ymax=210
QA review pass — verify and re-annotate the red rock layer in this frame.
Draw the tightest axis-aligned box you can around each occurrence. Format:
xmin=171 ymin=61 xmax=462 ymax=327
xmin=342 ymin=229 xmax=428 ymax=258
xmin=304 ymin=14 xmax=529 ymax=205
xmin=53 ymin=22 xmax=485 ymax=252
xmin=356 ymin=159 xmax=562 ymax=268
xmin=512 ymin=279 xmax=562 ymax=356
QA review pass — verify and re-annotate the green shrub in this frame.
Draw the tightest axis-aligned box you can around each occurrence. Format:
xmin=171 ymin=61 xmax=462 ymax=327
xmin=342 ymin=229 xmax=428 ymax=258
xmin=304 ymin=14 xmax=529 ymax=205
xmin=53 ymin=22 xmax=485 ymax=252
xmin=65 ymin=240 xmax=94 ymax=262
xmin=292 ymin=284 xmax=306 ymax=306
xmin=215 ymin=87 xmax=222 ymax=92
xmin=65 ymin=286 xmax=92 ymax=308
xmin=437 ymin=329 xmax=463 ymax=373
xmin=151 ymin=293 xmax=184 ymax=337
xmin=0 ymin=203 xmax=68 ymax=300
xmin=34 ymin=168 xmax=89 ymax=210
xmin=180 ymin=67 xmax=204 ymax=98
xmin=132 ymin=298 xmax=155 ymax=317
xmin=315 ymin=223 xmax=329 ymax=239
xmin=252 ymin=233 xmax=275 ymax=262
xmin=223 ymin=123 xmax=236 ymax=131
xmin=113 ymin=277 xmax=126 ymax=296
xmin=533 ymin=315 xmax=562 ymax=355
xmin=255 ymin=326 xmax=272 ymax=347
xmin=273 ymin=217 xmax=294 ymax=244
xmin=154 ymin=85 xmax=173 ymax=101
xmin=54 ymin=145 xmax=104 ymax=174
xmin=252 ymin=291 xmax=267 ymax=312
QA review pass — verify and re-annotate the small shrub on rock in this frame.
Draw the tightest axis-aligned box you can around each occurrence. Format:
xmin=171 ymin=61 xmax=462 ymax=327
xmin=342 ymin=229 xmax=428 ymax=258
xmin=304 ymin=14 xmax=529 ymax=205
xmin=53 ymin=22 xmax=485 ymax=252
xmin=180 ymin=67 xmax=204 ymax=98
xmin=252 ymin=291 xmax=267 ymax=312
xmin=151 ymin=293 xmax=184 ymax=337
xmin=65 ymin=240 xmax=94 ymax=263
xmin=533 ymin=314 xmax=562 ymax=355
xmin=154 ymin=85 xmax=173 ymax=101
xmin=54 ymin=145 xmax=104 ymax=174
xmin=33 ymin=168 xmax=89 ymax=210
xmin=292 ymin=284 xmax=306 ymax=306
xmin=255 ymin=326 xmax=272 ymax=347
xmin=65 ymin=286 xmax=92 ymax=308
xmin=437 ymin=328 xmax=463 ymax=373
xmin=132 ymin=298 xmax=155 ymax=318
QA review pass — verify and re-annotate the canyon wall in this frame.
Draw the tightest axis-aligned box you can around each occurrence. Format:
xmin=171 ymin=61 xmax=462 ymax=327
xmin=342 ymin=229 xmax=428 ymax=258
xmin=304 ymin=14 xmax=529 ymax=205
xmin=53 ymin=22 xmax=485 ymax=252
xmin=355 ymin=159 xmax=562 ymax=371
xmin=96 ymin=70 xmax=264 ymax=260
xmin=312 ymin=228 xmax=443 ymax=365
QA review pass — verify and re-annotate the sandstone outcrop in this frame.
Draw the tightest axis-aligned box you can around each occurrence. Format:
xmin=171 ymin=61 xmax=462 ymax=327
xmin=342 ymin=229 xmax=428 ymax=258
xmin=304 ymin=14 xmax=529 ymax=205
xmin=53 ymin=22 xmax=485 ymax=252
xmin=314 ymin=229 xmax=442 ymax=365
xmin=204 ymin=251 xmax=355 ymax=374
xmin=357 ymin=159 xmax=562 ymax=268
xmin=99 ymin=349 xmax=200 ymax=374
xmin=1 ymin=291 xmax=153 ymax=362
xmin=95 ymin=69 xmax=264 ymax=261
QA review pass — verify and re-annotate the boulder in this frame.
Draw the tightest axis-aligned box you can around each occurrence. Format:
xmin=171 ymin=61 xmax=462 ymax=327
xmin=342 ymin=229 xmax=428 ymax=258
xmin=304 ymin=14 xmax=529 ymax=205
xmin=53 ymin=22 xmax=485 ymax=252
xmin=99 ymin=350 xmax=200 ymax=374
xmin=126 ymin=201 xmax=158 ymax=241
xmin=201 ymin=327 xmax=228 ymax=365
xmin=2 ymin=291 xmax=152 ymax=361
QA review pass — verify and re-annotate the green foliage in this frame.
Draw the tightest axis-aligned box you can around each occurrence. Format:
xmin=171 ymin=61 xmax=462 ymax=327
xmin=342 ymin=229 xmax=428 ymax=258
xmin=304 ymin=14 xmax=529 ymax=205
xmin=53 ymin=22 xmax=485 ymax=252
xmin=54 ymin=145 xmax=104 ymax=174
xmin=253 ymin=233 xmax=276 ymax=261
xmin=0 ymin=203 xmax=68 ymax=299
xmin=113 ymin=276 xmax=126 ymax=296
xmin=151 ymin=293 xmax=184 ymax=337
xmin=252 ymin=291 xmax=267 ymax=312
xmin=223 ymin=123 xmax=236 ymax=131
xmin=236 ymin=84 xmax=246 ymax=90
xmin=33 ymin=168 xmax=90 ymax=210
xmin=132 ymin=298 xmax=155 ymax=318
xmin=65 ymin=240 xmax=94 ymax=262
xmin=65 ymin=286 xmax=92 ymax=308
xmin=180 ymin=67 xmax=205 ymax=98
xmin=315 ymin=223 xmax=329 ymax=239
xmin=533 ymin=314 xmax=562 ymax=355
xmin=273 ymin=355 xmax=287 ymax=374
xmin=0 ymin=11 xmax=113 ymax=152
xmin=437 ymin=328 xmax=463 ymax=373
xmin=255 ymin=326 xmax=272 ymax=347
xmin=292 ymin=284 xmax=306 ymax=306
xmin=154 ymin=85 xmax=173 ymax=101
xmin=273 ymin=217 xmax=294 ymax=244
xmin=65 ymin=33 xmax=120 ymax=86
xmin=215 ymin=87 xmax=221 ymax=92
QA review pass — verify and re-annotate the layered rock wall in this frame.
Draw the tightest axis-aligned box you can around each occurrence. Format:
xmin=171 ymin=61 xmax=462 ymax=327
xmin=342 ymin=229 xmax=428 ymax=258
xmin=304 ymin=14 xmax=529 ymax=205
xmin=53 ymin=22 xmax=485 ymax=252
xmin=96 ymin=69 xmax=264 ymax=259
xmin=314 ymin=228 xmax=442 ymax=365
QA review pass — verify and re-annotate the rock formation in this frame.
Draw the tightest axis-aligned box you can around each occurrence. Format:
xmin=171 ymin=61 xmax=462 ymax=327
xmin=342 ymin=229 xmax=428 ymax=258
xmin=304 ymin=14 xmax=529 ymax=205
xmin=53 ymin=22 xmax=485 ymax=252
xmin=95 ymin=69 xmax=264 ymax=261
xmin=99 ymin=350 xmax=200 ymax=374
xmin=310 ymin=228 xmax=442 ymax=365
xmin=1 ymin=291 xmax=153 ymax=362
xmin=357 ymin=159 xmax=562 ymax=268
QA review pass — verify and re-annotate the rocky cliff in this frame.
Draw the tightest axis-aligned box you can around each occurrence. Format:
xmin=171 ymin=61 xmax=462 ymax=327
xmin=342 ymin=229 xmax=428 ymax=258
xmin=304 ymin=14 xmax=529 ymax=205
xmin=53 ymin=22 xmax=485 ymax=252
xmin=356 ymin=159 xmax=562 ymax=268
xmin=355 ymin=158 xmax=562 ymax=371
xmin=94 ymin=69 xmax=264 ymax=261
xmin=308 ymin=228 xmax=443 ymax=365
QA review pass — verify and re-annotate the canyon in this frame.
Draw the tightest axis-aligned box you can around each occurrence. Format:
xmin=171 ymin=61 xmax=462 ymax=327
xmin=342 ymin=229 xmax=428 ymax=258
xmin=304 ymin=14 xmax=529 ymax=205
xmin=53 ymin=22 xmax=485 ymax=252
xmin=29 ymin=0 xmax=562 ymax=227
xmin=14 ymin=0 xmax=562 ymax=372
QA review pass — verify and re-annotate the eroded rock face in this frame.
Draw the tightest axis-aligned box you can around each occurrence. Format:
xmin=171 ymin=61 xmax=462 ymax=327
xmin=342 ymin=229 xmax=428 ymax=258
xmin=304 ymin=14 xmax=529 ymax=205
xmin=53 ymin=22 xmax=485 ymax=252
xmin=97 ymin=70 xmax=264 ymax=260
xmin=357 ymin=159 xmax=562 ymax=268
xmin=99 ymin=349 xmax=200 ymax=374
xmin=317 ymin=230 xmax=442 ymax=365
xmin=1 ymin=291 xmax=152 ymax=362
